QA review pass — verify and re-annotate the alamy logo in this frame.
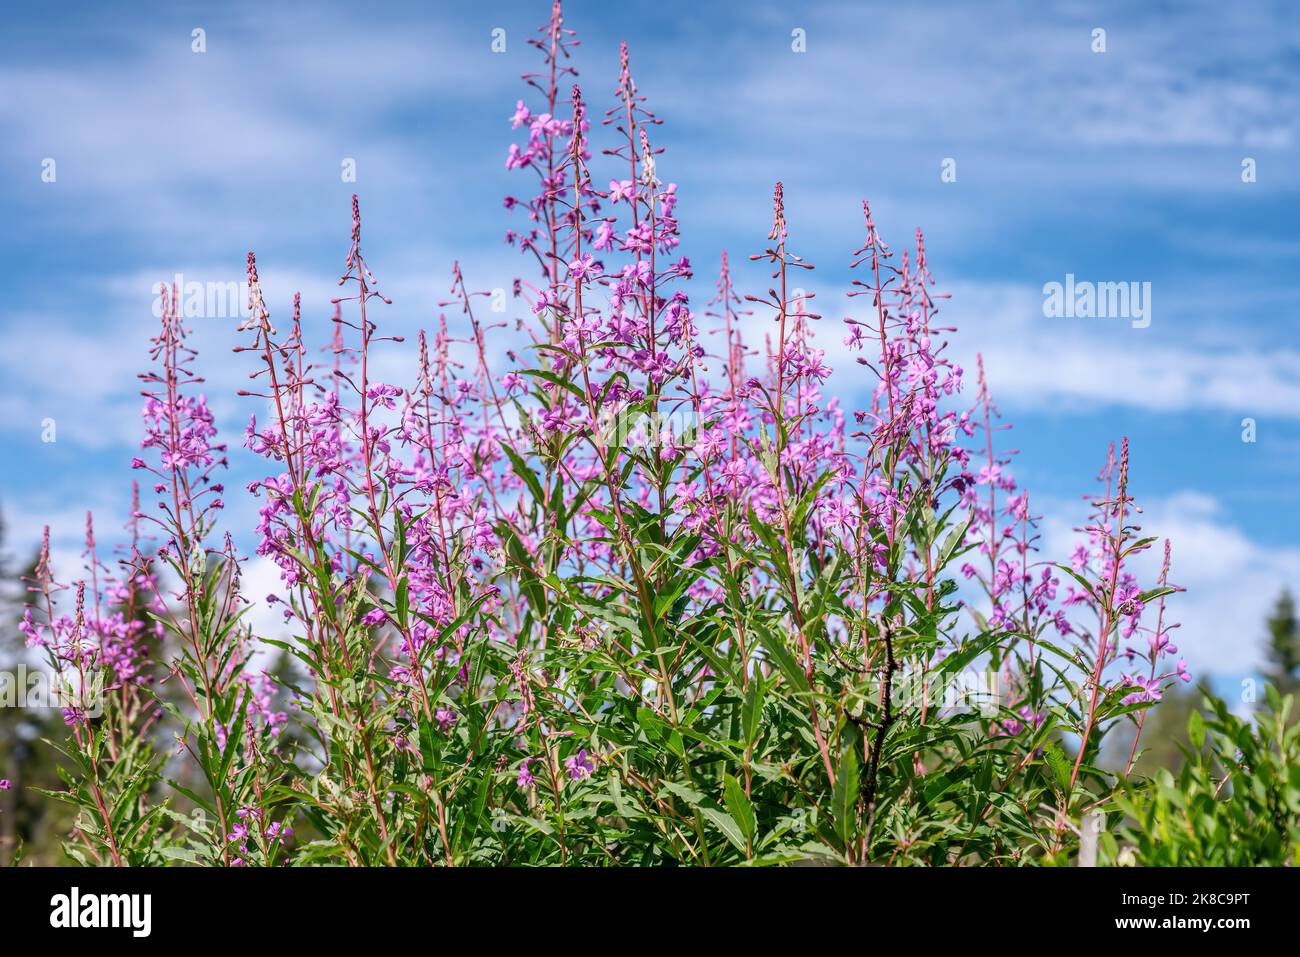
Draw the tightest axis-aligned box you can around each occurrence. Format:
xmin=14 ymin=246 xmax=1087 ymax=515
xmin=152 ymin=273 xmax=249 ymax=320
xmin=49 ymin=887 xmax=152 ymax=937
xmin=0 ymin=665 xmax=104 ymax=718
xmin=1042 ymin=273 xmax=1151 ymax=328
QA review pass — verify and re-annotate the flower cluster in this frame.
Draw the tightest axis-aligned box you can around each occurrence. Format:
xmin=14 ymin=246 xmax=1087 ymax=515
xmin=21 ymin=0 xmax=1187 ymax=868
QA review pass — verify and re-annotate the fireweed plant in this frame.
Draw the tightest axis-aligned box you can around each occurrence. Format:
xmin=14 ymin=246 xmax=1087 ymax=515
xmin=19 ymin=3 xmax=1221 ymax=867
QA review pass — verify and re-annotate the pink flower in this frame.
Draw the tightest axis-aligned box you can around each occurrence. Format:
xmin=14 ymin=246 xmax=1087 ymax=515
xmin=568 ymin=253 xmax=598 ymax=280
xmin=1120 ymin=674 xmax=1163 ymax=705
xmin=607 ymin=179 xmax=634 ymax=203
xmin=565 ymin=749 xmax=594 ymax=781
xmin=366 ymin=384 xmax=401 ymax=410
xmin=516 ymin=759 xmax=535 ymax=789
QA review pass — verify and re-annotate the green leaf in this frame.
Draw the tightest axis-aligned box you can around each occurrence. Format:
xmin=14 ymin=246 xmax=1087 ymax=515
xmin=723 ymin=773 xmax=756 ymax=843
xmin=394 ymin=575 xmax=410 ymax=629
xmin=701 ymin=807 xmax=748 ymax=853
xmin=660 ymin=779 xmax=705 ymax=807
xmin=500 ymin=444 xmax=545 ymax=506
xmin=636 ymin=707 xmax=666 ymax=743
xmin=742 ymin=679 xmax=765 ymax=746
xmin=1188 ymin=709 xmax=1206 ymax=751
xmin=754 ymin=621 xmax=809 ymax=693
xmin=1043 ymin=741 xmax=1074 ymax=796
xmin=521 ymin=368 xmax=587 ymax=401
xmin=832 ymin=742 xmax=861 ymax=847
xmin=938 ymin=516 xmax=972 ymax=567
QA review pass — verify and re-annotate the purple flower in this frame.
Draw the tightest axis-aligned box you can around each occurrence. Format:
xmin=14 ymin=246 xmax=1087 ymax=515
xmin=607 ymin=179 xmax=633 ymax=203
xmin=1120 ymin=673 xmax=1163 ymax=705
xmin=593 ymin=221 xmax=616 ymax=251
xmin=435 ymin=708 xmax=458 ymax=733
xmin=565 ymin=748 xmax=594 ymax=781
xmin=516 ymin=758 xmax=535 ymax=789
xmin=366 ymin=383 xmax=401 ymax=410
xmin=568 ymin=253 xmax=598 ymax=280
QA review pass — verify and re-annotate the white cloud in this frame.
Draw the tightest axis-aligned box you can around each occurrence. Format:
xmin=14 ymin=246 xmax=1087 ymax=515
xmin=0 ymin=243 xmax=530 ymax=454
xmin=0 ymin=12 xmax=507 ymax=189
xmin=238 ymin=554 xmax=297 ymax=641
xmin=0 ymin=321 xmax=144 ymax=450
xmin=921 ymin=280 xmax=1300 ymax=419
xmin=657 ymin=0 xmax=1300 ymax=157
xmin=793 ymin=275 xmax=1300 ymax=420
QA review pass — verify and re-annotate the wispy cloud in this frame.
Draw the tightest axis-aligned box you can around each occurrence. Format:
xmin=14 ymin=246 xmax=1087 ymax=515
xmin=942 ymin=281 xmax=1300 ymax=418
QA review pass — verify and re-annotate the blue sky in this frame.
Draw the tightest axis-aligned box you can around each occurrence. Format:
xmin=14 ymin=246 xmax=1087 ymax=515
xmin=2 ymin=0 xmax=1298 ymax=680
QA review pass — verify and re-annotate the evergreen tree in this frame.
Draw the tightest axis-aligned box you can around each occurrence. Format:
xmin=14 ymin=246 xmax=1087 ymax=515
xmin=1263 ymin=589 xmax=1300 ymax=697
